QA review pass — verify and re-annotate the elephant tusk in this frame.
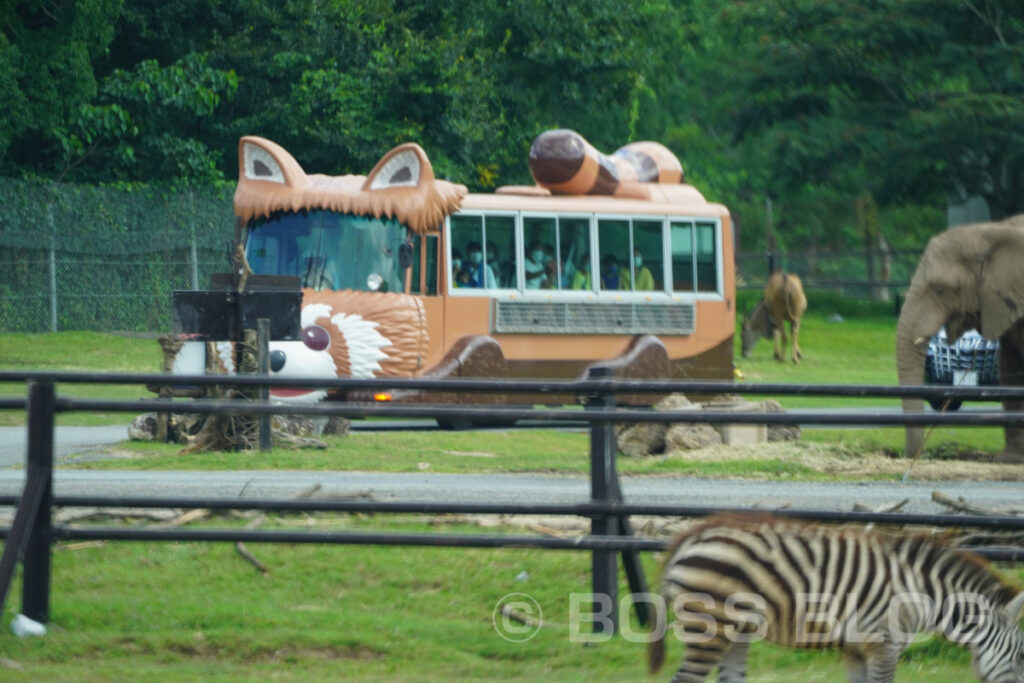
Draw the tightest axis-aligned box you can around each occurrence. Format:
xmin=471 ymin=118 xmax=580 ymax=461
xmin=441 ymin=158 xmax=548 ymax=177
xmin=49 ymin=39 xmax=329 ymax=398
xmin=914 ymin=336 xmax=927 ymax=346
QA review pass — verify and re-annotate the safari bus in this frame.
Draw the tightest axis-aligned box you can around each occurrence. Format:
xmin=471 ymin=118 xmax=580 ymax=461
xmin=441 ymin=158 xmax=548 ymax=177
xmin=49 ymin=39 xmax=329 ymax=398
xmin=176 ymin=129 xmax=736 ymax=411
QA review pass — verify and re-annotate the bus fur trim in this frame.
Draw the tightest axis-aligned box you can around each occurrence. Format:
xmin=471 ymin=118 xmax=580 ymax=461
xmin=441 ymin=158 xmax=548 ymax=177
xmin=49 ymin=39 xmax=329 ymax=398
xmin=235 ymin=136 xmax=467 ymax=233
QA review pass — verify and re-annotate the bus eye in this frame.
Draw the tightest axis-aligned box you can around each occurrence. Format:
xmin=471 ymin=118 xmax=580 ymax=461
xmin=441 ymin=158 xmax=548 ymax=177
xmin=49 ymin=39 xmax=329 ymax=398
xmin=301 ymin=325 xmax=331 ymax=352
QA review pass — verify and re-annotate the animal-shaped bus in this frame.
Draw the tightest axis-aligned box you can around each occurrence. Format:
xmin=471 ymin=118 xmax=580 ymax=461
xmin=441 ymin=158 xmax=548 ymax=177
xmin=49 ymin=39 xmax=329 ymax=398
xmin=174 ymin=129 xmax=736 ymax=414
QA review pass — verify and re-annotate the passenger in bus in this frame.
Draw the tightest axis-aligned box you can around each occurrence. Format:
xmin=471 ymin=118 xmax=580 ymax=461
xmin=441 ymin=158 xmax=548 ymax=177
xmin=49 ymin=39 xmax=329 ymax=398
xmin=464 ymin=241 xmax=497 ymax=288
xmin=571 ymin=252 xmax=592 ymax=290
xmin=487 ymin=240 xmax=513 ymax=287
xmin=451 ymin=248 xmax=464 ymax=287
xmin=600 ymin=254 xmax=628 ymax=290
xmin=632 ymin=249 xmax=655 ymax=291
xmin=542 ymin=244 xmax=557 ymax=289
xmin=525 ymin=239 xmax=549 ymax=289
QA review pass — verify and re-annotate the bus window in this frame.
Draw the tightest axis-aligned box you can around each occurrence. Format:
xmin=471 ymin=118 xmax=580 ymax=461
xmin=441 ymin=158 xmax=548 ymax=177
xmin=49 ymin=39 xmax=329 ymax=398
xmin=409 ymin=233 xmax=439 ymax=295
xmin=410 ymin=233 xmax=421 ymax=293
xmin=671 ymin=220 xmax=695 ymax=293
xmin=523 ymin=216 xmax=556 ymax=290
xmin=426 ymin=234 xmax=438 ymax=295
xmin=246 ymin=210 xmax=407 ymax=292
xmin=556 ymin=217 xmax=590 ymax=291
xmin=696 ymin=221 xmax=718 ymax=292
xmin=631 ymin=219 xmax=662 ymax=292
xmin=597 ymin=218 xmax=630 ymax=291
xmin=484 ymin=215 xmax=515 ymax=289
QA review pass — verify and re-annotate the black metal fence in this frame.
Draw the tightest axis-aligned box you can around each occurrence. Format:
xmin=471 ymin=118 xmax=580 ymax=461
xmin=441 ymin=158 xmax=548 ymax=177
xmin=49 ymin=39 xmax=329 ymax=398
xmin=2 ymin=369 xmax=1024 ymax=635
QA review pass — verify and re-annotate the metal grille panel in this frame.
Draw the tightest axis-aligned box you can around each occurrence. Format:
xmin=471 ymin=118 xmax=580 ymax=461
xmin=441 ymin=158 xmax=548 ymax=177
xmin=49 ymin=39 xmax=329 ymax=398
xmin=493 ymin=300 xmax=695 ymax=335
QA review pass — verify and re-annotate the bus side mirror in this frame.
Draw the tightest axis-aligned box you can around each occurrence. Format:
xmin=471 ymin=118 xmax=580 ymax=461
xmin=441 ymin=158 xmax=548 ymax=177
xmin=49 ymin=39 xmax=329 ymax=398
xmin=398 ymin=241 xmax=414 ymax=270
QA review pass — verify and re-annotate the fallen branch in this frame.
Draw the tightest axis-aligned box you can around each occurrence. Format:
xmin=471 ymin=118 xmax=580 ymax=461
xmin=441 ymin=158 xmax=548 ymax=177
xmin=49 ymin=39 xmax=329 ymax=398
xmin=931 ymin=491 xmax=1023 ymax=516
xmin=168 ymin=508 xmax=211 ymax=527
xmin=293 ymin=484 xmax=322 ymax=499
xmin=235 ymin=514 xmax=269 ymax=575
xmin=853 ymin=499 xmax=909 ymax=513
xmin=501 ymin=603 xmax=563 ymax=630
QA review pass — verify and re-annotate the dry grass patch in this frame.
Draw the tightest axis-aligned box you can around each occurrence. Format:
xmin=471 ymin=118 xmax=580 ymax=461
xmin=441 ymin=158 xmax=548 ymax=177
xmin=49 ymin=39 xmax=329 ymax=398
xmin=658 ymin=441 xmax=1024 ymax=481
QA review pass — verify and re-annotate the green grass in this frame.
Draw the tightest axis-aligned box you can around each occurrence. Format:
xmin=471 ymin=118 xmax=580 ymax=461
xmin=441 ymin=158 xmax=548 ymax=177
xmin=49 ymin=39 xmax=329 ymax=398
xmin=1 ymin=317 xmax=1021 ymax=679
xmin=2 ymin=315 xmax=1011 ymax=473
xmin=0 ymin=331 xmax=160 ymax=426
xmin=1 ymin=516 xmax=1014 ymax=681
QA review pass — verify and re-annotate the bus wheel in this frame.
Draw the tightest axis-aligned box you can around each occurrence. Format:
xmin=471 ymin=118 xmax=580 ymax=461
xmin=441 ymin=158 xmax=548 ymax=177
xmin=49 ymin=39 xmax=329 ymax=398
xmin=928 ymin=398 xmax=962 ymax=412
xmin=436 ymin=418 xmax=474 ymax=431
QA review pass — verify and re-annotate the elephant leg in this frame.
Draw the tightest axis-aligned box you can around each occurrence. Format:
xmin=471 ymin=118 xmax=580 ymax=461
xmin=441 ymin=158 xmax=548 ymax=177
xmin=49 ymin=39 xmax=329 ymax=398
xmin=998 ymin=341 xmax=1024 ymax=462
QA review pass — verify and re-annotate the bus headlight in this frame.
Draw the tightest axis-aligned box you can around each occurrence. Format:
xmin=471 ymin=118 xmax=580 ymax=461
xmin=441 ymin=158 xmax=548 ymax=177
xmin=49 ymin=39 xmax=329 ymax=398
xmin=366 ymin=273 xmax=383 ymax=291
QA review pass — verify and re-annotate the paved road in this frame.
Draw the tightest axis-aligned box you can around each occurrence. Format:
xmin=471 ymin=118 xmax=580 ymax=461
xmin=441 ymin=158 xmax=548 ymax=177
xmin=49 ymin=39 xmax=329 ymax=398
xmin=0 ymin=469 xmax=1020 ymax=514
xmin=1 ymin=418 xmax=1020 ymax=514
xmin=0 ymin=425 xmax=128 ymax=468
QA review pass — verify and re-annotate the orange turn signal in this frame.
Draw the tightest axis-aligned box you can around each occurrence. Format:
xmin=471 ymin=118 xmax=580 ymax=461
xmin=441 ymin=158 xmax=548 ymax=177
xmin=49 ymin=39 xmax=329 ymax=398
xmin=373 ymin=392 xmax=393 ymax=402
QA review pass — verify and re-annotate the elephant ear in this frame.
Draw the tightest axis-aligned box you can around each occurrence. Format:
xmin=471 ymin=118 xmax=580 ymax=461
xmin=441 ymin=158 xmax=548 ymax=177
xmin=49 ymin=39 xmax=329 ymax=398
xmin=980 ymin=231 xmax=1024 ymax=339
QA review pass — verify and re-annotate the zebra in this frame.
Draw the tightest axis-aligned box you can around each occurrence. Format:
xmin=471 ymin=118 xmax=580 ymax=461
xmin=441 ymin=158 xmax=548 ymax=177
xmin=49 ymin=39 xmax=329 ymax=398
xmin=648 ymin=514 xmax=1024 ymax=682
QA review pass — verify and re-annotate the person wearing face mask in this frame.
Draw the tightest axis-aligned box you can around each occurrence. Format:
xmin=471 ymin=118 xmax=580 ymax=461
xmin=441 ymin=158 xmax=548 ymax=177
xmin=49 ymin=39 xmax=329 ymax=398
xmin=632 ymin=248 xmax=654 ymax=291
xmin=451 ymin=248 xmax=464 ymax=288
xmin=464 ymin=241 xmax=497 ymax=288
xmin=601 ymin=254 xmax=627 ymax=290
xmin=571 ymin=252 xmax=592 ymax=290
xmin=541 ymin=244 xmax=557 ymax=289
xmin=525 ymin=239 xmax=548 ymax=289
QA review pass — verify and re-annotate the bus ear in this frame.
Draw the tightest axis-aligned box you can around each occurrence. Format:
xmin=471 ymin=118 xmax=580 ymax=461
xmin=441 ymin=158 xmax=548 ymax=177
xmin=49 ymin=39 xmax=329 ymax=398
xmin=239 ymin=136 xmax=306 ymax=186
xmin=364 ymin=143 xmax=436 ymax=192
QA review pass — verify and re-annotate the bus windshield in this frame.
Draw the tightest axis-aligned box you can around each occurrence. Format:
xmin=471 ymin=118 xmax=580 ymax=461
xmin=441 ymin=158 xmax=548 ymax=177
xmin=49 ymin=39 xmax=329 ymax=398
xmin=245 ymin=210 xmax=408 ymax=292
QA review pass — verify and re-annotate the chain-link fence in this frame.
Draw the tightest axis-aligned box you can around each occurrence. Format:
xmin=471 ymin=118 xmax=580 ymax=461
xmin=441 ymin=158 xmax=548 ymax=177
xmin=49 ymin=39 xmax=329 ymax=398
xmin=737 ymin=248 xmax=923 ymax=301
xmin=1 ymin=176 xmax=928 ymax=333
xmin=0 ymin=179 xmax=234 ymax=333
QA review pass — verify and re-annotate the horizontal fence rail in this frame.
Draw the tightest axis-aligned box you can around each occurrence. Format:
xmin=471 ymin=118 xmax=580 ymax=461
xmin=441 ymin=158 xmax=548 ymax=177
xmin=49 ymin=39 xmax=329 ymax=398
xmin=1 ymin=370 xmax=1023 ymax=636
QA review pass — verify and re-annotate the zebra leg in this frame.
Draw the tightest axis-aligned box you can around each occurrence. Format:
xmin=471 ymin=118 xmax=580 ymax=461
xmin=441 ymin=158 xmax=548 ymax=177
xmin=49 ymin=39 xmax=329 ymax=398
xmin=862 ymin=642 xmax=902 ymax=683
xmin=716 ymin=639 xmax=750 ymax=682
xmin=842 ymin=651 xmax=868 ymax=683
xmin=670 ymin=636 xmax=731 ymax=682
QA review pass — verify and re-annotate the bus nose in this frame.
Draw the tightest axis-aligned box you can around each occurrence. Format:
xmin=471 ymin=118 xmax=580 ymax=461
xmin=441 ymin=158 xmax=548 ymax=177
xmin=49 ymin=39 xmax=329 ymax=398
xmin=270 ymin=349 xmax=286 ymax=372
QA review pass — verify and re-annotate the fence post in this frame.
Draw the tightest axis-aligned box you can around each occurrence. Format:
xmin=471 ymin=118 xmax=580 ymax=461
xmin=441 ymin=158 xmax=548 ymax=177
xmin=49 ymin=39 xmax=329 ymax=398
xmin=0 ymin=380 xmax=56 ymax=623
xmin=22 ymin=380 xmax=55 ymax=623
xmin=586 ymin=366 xmax=618 ymax=634
xmin=258 ymin=318 xmax=272 ymax=452
xmin=48 ymin=227 xmax=58 ymax=333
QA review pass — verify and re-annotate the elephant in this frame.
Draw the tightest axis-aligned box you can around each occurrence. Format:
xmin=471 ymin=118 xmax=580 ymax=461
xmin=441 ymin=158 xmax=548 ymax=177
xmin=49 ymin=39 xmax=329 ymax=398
xmin=897 ymin=214 xmax=1024 ymax=461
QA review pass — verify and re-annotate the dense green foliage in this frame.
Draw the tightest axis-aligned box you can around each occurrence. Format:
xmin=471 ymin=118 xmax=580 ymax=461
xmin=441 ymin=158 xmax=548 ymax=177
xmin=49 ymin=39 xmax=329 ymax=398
xmin=2 ymin=1 xmax=1022 ymax=253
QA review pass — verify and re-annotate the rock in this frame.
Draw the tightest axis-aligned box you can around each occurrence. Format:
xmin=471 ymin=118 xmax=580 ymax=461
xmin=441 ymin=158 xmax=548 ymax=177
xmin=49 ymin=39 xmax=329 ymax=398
xmin=654 ymin=393 xmax=694 ymax=411
xmin=322 ymin=416 xmax=351 ymax=436
xmin=763 ymin=399 xmax=802 ymax=442
xmin=127 ymin=413 xmax=157 ymax=441
xmin=617 ymin=422 xmax=667 ymax=457
xmin=665 ymin=422 xmax=722 ymax=451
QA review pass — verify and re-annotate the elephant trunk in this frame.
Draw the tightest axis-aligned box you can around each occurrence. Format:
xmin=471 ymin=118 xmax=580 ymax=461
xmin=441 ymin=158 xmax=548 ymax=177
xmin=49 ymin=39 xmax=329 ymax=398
xmin=896 ymin=301 xmax=945 ymax=458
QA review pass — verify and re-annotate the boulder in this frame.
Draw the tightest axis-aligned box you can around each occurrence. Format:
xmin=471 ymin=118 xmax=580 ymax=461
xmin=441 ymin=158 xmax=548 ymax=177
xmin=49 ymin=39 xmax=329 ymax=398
xmin=665 ymin=422 xmax=722 ymax=451
xmin=763 ymin=399 xmax=801 ymax=442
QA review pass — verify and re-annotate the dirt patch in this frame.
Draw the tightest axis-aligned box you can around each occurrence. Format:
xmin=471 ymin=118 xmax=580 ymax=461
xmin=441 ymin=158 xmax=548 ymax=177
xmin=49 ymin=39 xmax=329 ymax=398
xmin=662 ymin=441 xmax=1024 ymax=481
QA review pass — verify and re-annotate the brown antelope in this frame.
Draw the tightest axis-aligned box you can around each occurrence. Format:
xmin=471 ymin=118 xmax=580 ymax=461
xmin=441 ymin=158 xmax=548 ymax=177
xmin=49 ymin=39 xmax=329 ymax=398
xmin=741 ymin=271 xmax=807 ymax=363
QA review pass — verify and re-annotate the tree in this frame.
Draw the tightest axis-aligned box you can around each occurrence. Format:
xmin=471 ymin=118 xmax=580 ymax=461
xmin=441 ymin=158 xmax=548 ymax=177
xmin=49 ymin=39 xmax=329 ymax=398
xmin=713 ymin=0 xmax=1024 ymax=219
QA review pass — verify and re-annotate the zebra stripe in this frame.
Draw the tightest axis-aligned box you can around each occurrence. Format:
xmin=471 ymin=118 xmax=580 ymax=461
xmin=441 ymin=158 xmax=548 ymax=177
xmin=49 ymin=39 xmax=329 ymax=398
xmin=649 ymin=514 xmax=1024 ymax=682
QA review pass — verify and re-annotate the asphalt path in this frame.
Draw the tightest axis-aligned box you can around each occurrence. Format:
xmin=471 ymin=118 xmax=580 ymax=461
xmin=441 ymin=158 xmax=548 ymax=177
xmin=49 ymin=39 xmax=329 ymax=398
xmin=0 ymin=470 xmax=1020 ymax=514
xmin=0 ymin=415 xmax=1021 ymax=513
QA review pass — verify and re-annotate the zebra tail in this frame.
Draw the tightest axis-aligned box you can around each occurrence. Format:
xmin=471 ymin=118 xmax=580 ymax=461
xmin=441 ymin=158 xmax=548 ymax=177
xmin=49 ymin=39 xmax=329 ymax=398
xmin=648 ymin=599 xmax=667 ymax=674
xmin=648 ymin=630 xmax=666 ymax=674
